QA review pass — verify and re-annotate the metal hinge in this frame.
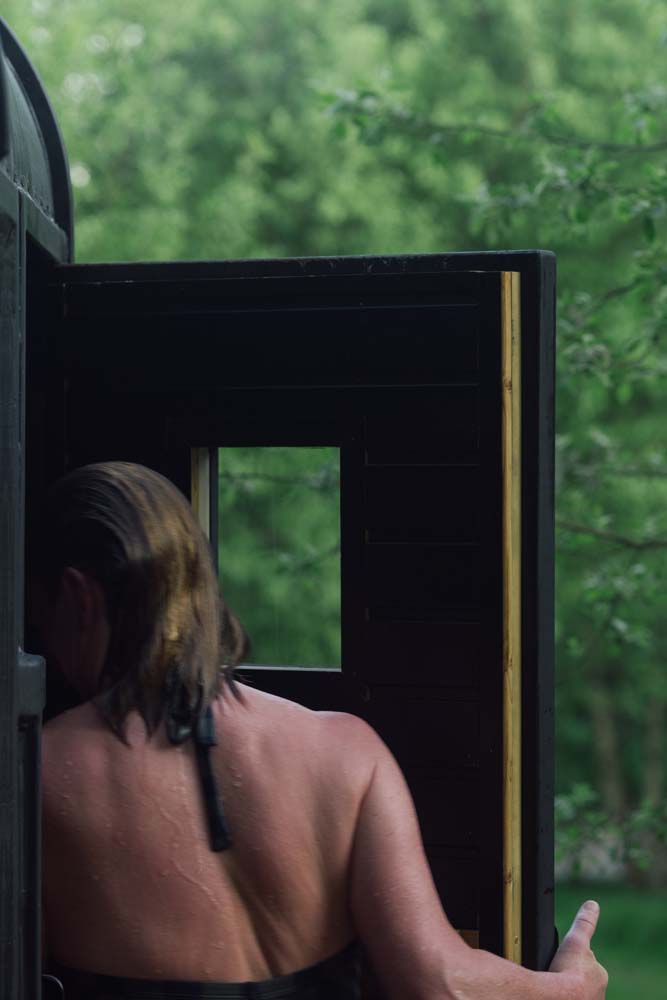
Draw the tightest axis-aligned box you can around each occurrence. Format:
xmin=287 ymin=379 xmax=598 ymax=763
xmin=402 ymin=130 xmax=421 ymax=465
xmin=17 ymin=650 xmax=45 ymax=726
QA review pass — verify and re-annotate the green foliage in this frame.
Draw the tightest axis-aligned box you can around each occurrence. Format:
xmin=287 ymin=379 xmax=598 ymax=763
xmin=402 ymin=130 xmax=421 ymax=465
xmin=5 ymin=0 xmax=667 ymax=876
xmin=321 ymin=0 xmax=667 ymax=868
xmin=218 ymin=448 xmax=340 ymax=668
xmin=556 ymin=782 xmax=667 ymax=877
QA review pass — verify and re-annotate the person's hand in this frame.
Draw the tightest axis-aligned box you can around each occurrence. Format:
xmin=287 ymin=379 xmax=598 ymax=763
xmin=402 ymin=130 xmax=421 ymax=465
xmin=549 ymin=900 xmax=608 ymax=998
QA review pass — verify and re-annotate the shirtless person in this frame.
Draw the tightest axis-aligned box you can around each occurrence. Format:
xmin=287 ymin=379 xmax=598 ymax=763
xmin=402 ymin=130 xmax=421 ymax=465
xmin=35 ymin=462 xmax=608 ymax=999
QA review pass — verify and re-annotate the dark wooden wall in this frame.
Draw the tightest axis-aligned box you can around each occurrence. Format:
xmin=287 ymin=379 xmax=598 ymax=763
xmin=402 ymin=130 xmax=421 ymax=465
xmin=25 ymin=252 xmax=555 ymax=975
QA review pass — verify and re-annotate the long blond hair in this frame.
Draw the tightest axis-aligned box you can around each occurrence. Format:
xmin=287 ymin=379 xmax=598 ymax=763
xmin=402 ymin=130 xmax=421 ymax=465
xmin=36 ymin=461 xmax=247 ymax=743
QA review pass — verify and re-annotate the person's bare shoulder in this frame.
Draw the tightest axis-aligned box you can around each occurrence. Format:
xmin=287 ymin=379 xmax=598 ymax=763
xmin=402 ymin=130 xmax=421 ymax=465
xmin=232 ymin=686 xmax=380 ymax=779
xmin=316 ymin=710 xmax=386 ymax=763
xmin=240 ymin=684 xmax=375 ymax=738
xmin=311 ymin=711 xmax=394 ymax=802
xmin=224 ymin=683 xmax=324 ymax=739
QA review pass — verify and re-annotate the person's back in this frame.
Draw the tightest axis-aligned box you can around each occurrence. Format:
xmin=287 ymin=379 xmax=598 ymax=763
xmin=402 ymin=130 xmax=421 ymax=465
xmin=43 ymin=685 xmax=365 ymax=983
xmin=36 ymin=461 xmax=608 ymax=1000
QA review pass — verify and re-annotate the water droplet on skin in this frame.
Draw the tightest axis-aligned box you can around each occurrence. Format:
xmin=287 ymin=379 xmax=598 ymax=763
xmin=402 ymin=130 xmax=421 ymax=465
xmin=160 ymin=870 xmax=168 ymax=877
xmin=65 ymin=760 xmax=73 ymax=767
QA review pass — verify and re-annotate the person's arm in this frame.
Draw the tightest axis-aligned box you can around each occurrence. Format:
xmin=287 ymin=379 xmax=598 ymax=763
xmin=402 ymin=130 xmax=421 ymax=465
xmin=345 ymin=717 xmax=607 ymax=1000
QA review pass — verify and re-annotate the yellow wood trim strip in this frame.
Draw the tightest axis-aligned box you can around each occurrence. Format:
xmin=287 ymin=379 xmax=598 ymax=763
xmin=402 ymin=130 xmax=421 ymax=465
xmin=501 ymin=272 xmax=522 ymax=964
xmin=190 ymin=447 xmax=211 ymax=539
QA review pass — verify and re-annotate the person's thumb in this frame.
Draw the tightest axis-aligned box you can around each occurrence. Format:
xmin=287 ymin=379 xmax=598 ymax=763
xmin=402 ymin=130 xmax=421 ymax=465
xmin=567 ymin=900 xmax=600 ymax=948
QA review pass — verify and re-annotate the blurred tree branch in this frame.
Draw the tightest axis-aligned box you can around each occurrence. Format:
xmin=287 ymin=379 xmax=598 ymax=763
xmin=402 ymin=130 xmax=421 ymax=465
xmin=557 ymin=520 xmax=667 ymax=550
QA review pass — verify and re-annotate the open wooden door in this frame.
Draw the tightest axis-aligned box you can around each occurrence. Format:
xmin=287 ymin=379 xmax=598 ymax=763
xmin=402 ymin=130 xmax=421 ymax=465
xmin=26 ymin=249 xmax=556 ymax=982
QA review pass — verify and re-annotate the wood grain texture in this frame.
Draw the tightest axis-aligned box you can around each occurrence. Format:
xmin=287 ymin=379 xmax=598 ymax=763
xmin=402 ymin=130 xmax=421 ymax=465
xmin=502 ymin=272 xmax=522 ymax=964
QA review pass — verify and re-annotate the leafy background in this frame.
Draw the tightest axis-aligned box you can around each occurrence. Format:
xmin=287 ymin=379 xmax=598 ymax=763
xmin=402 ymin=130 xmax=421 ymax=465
xmin=6 ymin=0 xmax=667 ymax=992
xmin=218 ymin=447 xmax=341 ymax=668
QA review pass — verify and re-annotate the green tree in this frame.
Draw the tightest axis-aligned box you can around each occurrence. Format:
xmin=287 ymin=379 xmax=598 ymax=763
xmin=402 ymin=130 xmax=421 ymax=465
xmin=6 ymin=0 xmax=667 ymax=880
xmin=218 ymin=448 xmax=341 ymax=668
xmin=326 ymin=0 xmax=667 ymax=880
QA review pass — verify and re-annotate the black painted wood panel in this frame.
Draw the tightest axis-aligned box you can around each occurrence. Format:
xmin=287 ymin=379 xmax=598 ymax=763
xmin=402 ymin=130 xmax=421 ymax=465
xmin=50 ymin=265 xmax=507 ymax=959
xmin=364 ymin=543 xmax=483 ymax=611
xmin=358 ymin=620 xmax=481 ymax=687
xmin=363 ymin=467 xmax=482 ymax=543
xmin=366 ymin=693 xmax=481 ymax=769
xmin=0 ymin=176 xmax=20 ymax=1000
xmin=364 ymin=389 xmax=479 ymax=464
xmin=24 ymin=251 xmax=555 ymax=973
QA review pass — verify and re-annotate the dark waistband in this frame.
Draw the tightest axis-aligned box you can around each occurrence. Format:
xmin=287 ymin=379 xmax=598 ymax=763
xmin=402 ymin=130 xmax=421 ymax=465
xmin=49 ymin=941 xmax=361 ymax=1000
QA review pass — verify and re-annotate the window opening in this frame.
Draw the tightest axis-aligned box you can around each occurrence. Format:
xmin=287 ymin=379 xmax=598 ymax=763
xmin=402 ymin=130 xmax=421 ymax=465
xmin=217 ymin=447 xmax=341 ymax=669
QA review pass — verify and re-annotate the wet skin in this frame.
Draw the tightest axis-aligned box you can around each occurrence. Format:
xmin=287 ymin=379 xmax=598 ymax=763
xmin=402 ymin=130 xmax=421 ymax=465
xmin=42 ymin=684 xmax=362 ymax=981
xmin=39 ymin=572 xmax=606 ymax=998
